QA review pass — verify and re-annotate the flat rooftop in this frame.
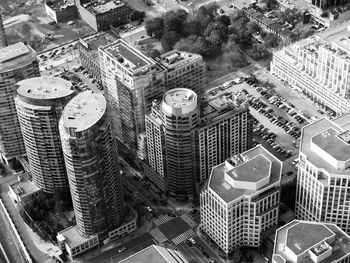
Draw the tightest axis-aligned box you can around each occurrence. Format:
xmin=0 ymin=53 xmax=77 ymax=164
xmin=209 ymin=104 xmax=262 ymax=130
xmin=312 ymin=127 xmax=350 ymax=162
xmin=86 ymin=0 xmax=125 ymax=14
xmin=208 ymin=145 xmax=282 ymax=203
xmin=228 ymin=155 xmax=271 ymax=183
xmin=163 ymin=88 xmax=197 ymax=109
xmin=159 ymin=50 xmax=202 ymax=69
xmin=286 ymin=222 xmax=334 ymax=255
xmin=16 ymin=77 xmax=74 ymax=101
xmin=120 ymin=245 xmax=188 ymax=263
xmin=300 ymin=113 xmax=350 ymax=175
xmin=0 ymin=42 xmax=30 ymax=63
xmin=273 ymin=220 xmax=350 ymax=263
xmin=0 ymin=42 xmax=37 ymax=72
xmin=62 ymin=91 xmax=106 ymax=132
xmin=100 ymin=39 xmax=154 ymax=72
xmin=10 ymin=178 xmax=40 ymax=196
xmin=80 ymin=32 xmax=118 ymax=58
xmin=58 ymin=226 xmax=97 ymax=248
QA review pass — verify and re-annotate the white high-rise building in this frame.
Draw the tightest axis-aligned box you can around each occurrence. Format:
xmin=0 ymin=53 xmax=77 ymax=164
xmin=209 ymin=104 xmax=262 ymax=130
xmin=15 ymin=77 xmax=75 ymax=194
xmin=295 ymin=112 xmax=350 ymax=233
xmin=200 ymin=145 xmax=282 ymax=253
xmin=273 ymin=220 xmax=350 ymax=263
xmin=271 ymin=35 xmax=350 ymax=115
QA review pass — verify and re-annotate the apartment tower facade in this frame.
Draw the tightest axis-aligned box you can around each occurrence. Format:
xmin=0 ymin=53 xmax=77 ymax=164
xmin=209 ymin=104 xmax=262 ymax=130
xmin=295 ymin=112 xmax=350 ymax=234
xmin=200 ymin=145 xmax=282 ymax=253
xmin=14 ymin=77 xmax=75 ymax=194
xmin=59 ymin=91 xmax=124 ymax=238
xmin=146 ymin=88 xmax=199 ymax=201
xmin=0 ymin=42 xmax=40 ymax=164
xmin=271 ymin=35 xmax=350 ymax=115
xmin=99 ymin=39 xmax=164 ymax=158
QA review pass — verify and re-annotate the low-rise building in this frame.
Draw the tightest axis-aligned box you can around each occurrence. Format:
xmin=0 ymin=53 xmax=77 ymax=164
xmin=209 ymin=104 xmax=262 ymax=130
xmin=120 ymin=245 xmax=189 ymax=263
xmin=8 ymin=173 xmax=41 ymax=205
xmin=273 ymin=220 xmax=350 ymax=263
xmin=241 ymin=7 xmax=293 ymax=43
xmin=200 ymin=145 xmax=282 ymax=253
xmin=57 ymin=226 xmax=99 ymax=258
xmin=76 ymin=0 xmax=130 ymax=31
xmin=45 ymin=0 xmax=77 ymax=23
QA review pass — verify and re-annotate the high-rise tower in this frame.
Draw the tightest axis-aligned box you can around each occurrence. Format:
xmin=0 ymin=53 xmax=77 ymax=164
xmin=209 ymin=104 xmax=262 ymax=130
xmin=59 ymin=91 xmax=124 ymax=237
xmin=0 ymin=42 xmax=40 ymax=164
xmin=146 ymin=88 xmax=199 ymax=201
xmin=295 ymin=112 xmax=350 ymax=233
xmin=200 ymin=145 xmax=282 ymax=253
xmin=15 ymin=77 xmax=75 ymax=194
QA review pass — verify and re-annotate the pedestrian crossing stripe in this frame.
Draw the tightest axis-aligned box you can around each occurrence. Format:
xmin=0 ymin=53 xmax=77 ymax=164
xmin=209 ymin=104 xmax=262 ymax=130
xmin=172 ymin=229 xmax=195 ymax=245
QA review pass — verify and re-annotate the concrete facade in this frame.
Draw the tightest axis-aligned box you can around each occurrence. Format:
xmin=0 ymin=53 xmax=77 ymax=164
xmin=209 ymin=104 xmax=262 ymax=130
xmin=15 ymin=77 xmax=76 ymax=194
xmin=0 ymin=42 xmax=40 ymax=165
xmin=200 ymin=145 xmax=282 ymax=253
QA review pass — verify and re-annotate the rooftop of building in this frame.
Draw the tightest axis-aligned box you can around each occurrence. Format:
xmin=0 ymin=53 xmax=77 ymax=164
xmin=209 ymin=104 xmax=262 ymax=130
xmin=119 ymin=245 xmax=188 ymax=263
xmin=16 ymin=76 xmax=74 ymax=101
xmin=0 ymin=42 xmax=37 ymax=71
xmin=79 ymin=32 xmax=119 ymax=58
xmin=208 ymin=144 xmax=282 ymax=203
xmin=201 ymin=86 xmax=249 ymax=120
xmin=312 ymin=127 xmax=350 ymax=162
xmin=157 ymin=50 xmax=203 ymax=69
xmin=227 ymin=154 xmax=271 ymax=183
xmin=62 ymin=91 xmax=106 ymax=132
xmin=300 ymin=112 xmax=350 ymax=175
xmin=273 ymin=220 xmax=350 ymax=263
xmin=100 ymin=39 xmax=155 ymax=72
xmin=57 ymin=226 xmax=97 ymax=248
xmin=45 ymin=0 xmax=75 ymax=11
xmin=83 ymin=0 xmax=126 ymax=14
xmin=162 ymin=88 xmax=198 ymax=116
xmin=9 ymin=175 xmax=41 ymax=197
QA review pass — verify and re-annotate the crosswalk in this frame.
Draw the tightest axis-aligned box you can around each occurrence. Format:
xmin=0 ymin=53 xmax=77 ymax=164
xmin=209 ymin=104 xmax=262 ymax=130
xmin=172 ymin=229 xmax=196 ymax=245
xmin=150 ymin=228 xmax=168 ymax=244
xmin=181 ymin=214 xmax=197 ymax=228
xmin=153 ymin=215 xmax=172 ymax=226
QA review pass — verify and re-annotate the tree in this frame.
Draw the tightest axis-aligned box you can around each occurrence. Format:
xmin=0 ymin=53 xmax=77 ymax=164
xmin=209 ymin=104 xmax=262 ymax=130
xmin=130 ymin=10 xmax=145 ymax=21
xmin=228 ymin=50 xmax=248 ymax=68
xmin=292 ymin=23 xmax=315 ymax=41
xmin=184 ymin=19 xmax=203 ymax=36
xmin=163 ymin=10 xmax=187 ymax=35
xmin=204 ymin=21 xmax=227 ymax=46
xmin=217 ymin=15 xmax=231 ymax=27
xmin=174 ymin=35 xmax=210 ymax=56
xmin=249 ymin=43 xmax=269 ymax=60
xmin=149 ymin=49 xmax=161 ymax=59
xmin=246 ymin=21 xmax=260 ymax=35
xmin=264 ymin=33 xmax=280 ymax=47
xmin=145 ymin=17 xmax=164 ymax=39
xmin=261 ymin=0 xmax=279 ymax=10
xmin=161 ymin=31 xmax=180 ymax=52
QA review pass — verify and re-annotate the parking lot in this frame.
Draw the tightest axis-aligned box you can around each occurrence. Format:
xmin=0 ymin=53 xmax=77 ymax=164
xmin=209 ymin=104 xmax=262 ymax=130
xmin=53 ymin=66 xmax=103 ymax=95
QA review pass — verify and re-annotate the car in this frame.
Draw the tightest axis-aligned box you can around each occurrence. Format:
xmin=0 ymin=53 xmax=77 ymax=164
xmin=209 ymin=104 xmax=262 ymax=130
xmin=146 ymin=206 xmax=152 ymax=212
xmin=118 ymin=247 xmax=127 ymax=253
xmin=189 ymin=237 xmax=196 ymax=245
